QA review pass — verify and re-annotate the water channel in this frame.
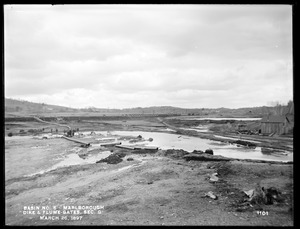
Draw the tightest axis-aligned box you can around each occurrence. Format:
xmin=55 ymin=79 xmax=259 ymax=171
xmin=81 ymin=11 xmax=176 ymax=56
xmin=95 ymin=130 xmax=293 ymax=162
xmin=26 ymin=129 xmax=292 ymax=176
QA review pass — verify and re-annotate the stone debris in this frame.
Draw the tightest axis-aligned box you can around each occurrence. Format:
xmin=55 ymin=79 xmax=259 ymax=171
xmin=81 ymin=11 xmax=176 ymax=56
xmin=205 ymin=191 xmax=218 ymax=200
xmin=264 ymin=187 xmax=282 ymax=204
xmin=244 ymin=189 xmax=255 ymax=199
xmin=205 ymin=149 xmax=214 ymax=155
xmin=243 ymin=185 xmax=282 ymax=205
xmin=191 ymin=150 xmax=204 ymax=154
xmin=209 ymin=173 xmax=219 ymax=182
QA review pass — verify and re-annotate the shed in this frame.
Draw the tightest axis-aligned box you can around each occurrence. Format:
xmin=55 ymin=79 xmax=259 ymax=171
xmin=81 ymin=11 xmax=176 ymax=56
xmin=260 ymin=115 xmax=292 ymax=135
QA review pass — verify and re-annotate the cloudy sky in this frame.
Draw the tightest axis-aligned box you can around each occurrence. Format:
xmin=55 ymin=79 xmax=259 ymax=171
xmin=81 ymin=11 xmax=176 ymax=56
xmin=4 ymin=4 xmax=293 ymax=109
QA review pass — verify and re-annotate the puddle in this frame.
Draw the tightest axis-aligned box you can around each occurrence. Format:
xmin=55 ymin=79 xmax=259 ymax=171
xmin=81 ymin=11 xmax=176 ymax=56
xmin=26 ymin=151 xmax=112 ymax=176
xmin=5 ymin=135 xmax=33 ymax=140
xmin=208 ymin=145 xmax=292 ymax=162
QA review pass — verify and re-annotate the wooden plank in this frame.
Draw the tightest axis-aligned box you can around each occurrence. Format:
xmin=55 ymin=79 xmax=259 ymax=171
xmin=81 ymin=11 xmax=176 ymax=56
xmin=133 ymin=146 xmax=159 ymax=150
xmin=100 ymin=142 xmax=122 ymax=147
xmin=61 ymin=135 xmax=90 ymax=145
xmin=116 ymin=145 xmax=135 ymax=150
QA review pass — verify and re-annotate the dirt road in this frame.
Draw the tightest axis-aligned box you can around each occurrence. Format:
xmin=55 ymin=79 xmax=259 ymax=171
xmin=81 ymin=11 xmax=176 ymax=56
xmin=33 ymin=116 xmax=71 ymax=130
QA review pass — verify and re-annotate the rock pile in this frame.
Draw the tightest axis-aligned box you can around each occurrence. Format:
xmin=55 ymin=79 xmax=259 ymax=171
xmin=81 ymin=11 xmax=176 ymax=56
xmin=96 ymin=152 xmax=126 ymax=164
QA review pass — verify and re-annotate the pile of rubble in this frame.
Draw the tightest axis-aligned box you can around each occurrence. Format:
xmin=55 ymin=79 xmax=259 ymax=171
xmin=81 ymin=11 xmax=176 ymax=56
xmin=96 ymin=152 xmax=127 ymax=164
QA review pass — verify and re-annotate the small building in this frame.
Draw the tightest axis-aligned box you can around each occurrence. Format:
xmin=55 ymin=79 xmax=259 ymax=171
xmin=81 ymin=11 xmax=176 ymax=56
xmin=260 ymin=115 xmax=293 ymax=135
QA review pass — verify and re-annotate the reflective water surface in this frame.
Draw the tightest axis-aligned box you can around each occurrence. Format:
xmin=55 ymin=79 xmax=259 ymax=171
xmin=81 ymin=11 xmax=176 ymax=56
xmin=108 ymin=131 xmax=292 ymax=162
xmin=26 ymin=129 xmax=293 ymax=176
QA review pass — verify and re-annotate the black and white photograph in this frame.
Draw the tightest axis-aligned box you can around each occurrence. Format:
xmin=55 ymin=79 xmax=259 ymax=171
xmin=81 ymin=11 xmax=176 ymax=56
xmin=4 ymin=4 xmax=293 ymax=226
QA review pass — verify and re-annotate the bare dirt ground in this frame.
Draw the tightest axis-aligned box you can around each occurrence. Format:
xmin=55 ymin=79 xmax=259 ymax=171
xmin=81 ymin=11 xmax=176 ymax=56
xmin=5 ymin=118 xmax=294 ymax=226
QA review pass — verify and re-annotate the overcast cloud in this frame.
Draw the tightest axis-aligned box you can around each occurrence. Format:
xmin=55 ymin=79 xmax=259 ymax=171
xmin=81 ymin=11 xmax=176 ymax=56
xmin=4 ymin=4 xmax=293 ymax=108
